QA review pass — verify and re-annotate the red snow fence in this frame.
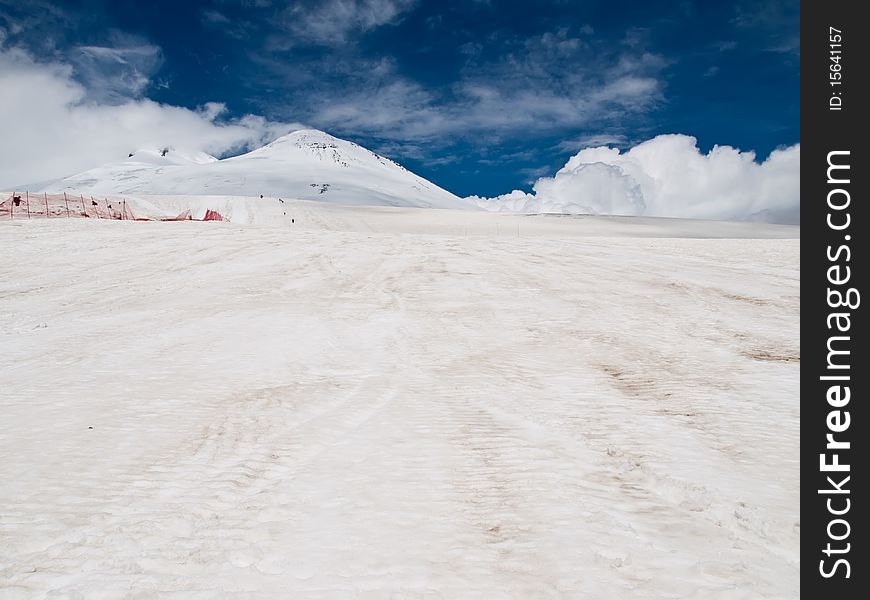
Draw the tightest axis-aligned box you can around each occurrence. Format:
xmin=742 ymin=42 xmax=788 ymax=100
xmin=160 ymin=208 xmax=226 ymax=221
xmin=1 ymin=191 xmax=133 ymax=220
xmin=1 ymin=192 xmax=227 ymax=223
xmin=162 ymin=209 xmax=192 ymax=221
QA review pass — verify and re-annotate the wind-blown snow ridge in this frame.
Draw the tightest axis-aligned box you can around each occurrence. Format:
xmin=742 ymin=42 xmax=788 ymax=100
xmin=36 ymin=129 xmax=470 ymax=210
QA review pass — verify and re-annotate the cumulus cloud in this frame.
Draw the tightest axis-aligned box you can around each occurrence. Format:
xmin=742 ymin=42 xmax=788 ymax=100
xmin=466 ymin=135 xmax=800 ymax=224
xmin=0 ymin=46 xmax=302 ymax=189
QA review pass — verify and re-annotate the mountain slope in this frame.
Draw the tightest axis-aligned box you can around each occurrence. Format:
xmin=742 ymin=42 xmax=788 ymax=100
xmin=37 ymin=129 xmax=469 ymax=210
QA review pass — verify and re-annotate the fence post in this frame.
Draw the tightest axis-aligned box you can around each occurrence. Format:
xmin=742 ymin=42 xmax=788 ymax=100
xmin=26 ymin=191 xmax=31 ymax=218
xmin=64 ymin=192 xmax=70 ymax=217
xmin=44 ymin=192 xmax=49 ymax=218
xmin=81 ymin=194 xmax=86 ymax=217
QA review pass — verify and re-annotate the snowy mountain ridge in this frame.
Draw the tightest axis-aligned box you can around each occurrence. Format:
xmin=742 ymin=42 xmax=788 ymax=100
xmin=35 ymin=129 xmax=471 ymax=210
xmin=124 ymin=147 xmax=219 ymax=166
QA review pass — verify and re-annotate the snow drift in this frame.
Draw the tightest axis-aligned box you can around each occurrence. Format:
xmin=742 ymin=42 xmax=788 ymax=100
xmin=466 ymin=135 xmax=800 ymax=224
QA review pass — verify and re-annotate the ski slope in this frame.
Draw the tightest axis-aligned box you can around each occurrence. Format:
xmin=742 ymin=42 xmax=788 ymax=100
xmin=35 ymin=129 xmax=469 ymax=210
xmin=0 ymin=208 xmax=799 ymax=598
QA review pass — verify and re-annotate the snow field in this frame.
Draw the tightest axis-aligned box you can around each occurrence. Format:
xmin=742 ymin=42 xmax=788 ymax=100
xmin=0 ymin=212 xmax=799 ymax=598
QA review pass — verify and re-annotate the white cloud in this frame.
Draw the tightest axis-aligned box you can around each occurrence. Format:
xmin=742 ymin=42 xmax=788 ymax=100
xmin=733 ymin=0 xmax=800 ymax=55
xmin=0 ymin=47 xmax=303 ymax=189
xmin=255 ymin=27 xmax=666 ymax=147
xmin=281 ymin=0 xmax=417 ymax=45
xmin=466 ymin=134 xmax=800 ymax=224
xmin=307 ymin=70 xmax=661 ymax=144
xmin=201 ymin=9 xmax=257 ymax=40
xmin=202 ymin=9 xmax=232 ymax=25
xmin=556 ymin=133 xmax=629 ymax=153
xmin=72 ymin=35 xmax=163 ymax=102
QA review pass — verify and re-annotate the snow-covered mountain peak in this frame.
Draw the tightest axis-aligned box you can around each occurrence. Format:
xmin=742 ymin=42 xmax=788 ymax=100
xmin=243 ymin=129 xmax=355 ymax=167
xmin=243 ymin=128 xmax=397 ymax=171
xmin=261 ymin=129 xmax=339 ymax=150
xmin=34 ymin=129 xmax=473 ymax=210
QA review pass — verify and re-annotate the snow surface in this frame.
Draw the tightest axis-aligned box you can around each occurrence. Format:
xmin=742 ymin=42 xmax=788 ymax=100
xmin=34 ymin=130 xmax=469 ymax=210
xmin=0 ymin=206 xmax=799 ymax=598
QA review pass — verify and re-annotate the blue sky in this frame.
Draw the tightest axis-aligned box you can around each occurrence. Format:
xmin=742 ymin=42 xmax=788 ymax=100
xmin=0 ymin=0 xmax=799 ymax=197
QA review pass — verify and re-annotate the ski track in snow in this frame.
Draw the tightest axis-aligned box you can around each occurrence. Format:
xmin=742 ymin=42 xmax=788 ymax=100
xmin=0 ymin=213 xmax=798 ymax=599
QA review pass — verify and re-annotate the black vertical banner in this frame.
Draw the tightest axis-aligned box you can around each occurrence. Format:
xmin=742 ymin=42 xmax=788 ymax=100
xmin=802 ymin=0 xmax=867 ymax=596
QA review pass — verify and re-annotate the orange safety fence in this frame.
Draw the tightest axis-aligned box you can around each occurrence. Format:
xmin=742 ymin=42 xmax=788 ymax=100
xmin=1 ymin=191 xmax=132 ymax=220
xmin=162 ymin=209 xmax=192 ymax=221
xmin=1 ymin=192 xmax=227 ymax=222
